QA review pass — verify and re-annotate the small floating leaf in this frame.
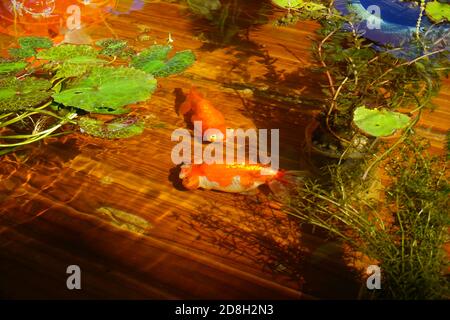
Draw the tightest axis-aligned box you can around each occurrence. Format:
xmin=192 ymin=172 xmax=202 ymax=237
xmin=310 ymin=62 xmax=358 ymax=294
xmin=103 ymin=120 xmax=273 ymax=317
xmin=0 ymin=58 xmax=27 ymax=74
xmin=96 ymin=38 xmax=134 ymax=57
xmin=37 ymin=44 xmax=97 ymax=61
xmin=152 ymin=50 xmax=196 ymax=78
xmin=18 ymin=36 xmax=53 ymax=49
xmin=78 ymin=115 xmax=145 ymax=139
xmin=0 ymin=77 xmax=52 ymax=113
xmin=9 ymin=37 xmax=53 ymax=59
xmin=52 ymin=66 xmax=157 ymax=114
xmin=55 ymin=56 xmax=106 ymax=79
xmin=425 ymin=1 xmax=450 ymax=23
xmin=131 ymin=45 xmax=195 ymax=77
xmin=353 ymin=106 xmax=410 ymax=137
xmin=8 ymin=47 xmax=36 ymax=59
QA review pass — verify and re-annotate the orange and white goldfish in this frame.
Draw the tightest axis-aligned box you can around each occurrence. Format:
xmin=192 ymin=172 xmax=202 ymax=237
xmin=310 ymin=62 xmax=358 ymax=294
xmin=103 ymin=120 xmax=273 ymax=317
xmin=179 ymin=162 xmax=295 ymax=194
xmin=179 ymin=87 xmax=228 ymax=142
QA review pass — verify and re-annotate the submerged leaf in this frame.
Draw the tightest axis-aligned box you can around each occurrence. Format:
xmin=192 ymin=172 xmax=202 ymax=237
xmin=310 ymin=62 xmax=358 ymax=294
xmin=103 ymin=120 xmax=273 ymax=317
xmin=96 ymin=206 xmax=152 ymax=234
xmin=78 ymin=116 xmax=145 ymax=138
xmin=0 ymin=77 xmax=52 ymax=113
xmin=353 ymin=106 xmax=410 ymax=137
xmin=53 ymin=66 xmax=157 ymax=114
xmin=131 ymin=45 xmax=195 ymax=77
xmin=0 ymin=58 xmax=27 ymax=74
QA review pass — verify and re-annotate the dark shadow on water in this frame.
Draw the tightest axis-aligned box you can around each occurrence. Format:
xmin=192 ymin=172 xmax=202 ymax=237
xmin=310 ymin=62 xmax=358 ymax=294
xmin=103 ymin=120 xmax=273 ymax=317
xmin=183 ymin=195 xmax=361 ymax=299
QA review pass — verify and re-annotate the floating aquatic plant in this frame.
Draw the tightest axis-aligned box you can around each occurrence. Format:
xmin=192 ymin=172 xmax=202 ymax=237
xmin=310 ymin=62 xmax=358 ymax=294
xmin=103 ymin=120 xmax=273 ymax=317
xmin=78 ymin=116 xmax=145 ymax=139
xmin=1 ymin=35 xmax=195 ymax=155
xmin=353 ymin=106 xmax=410 ymax=137
xmin=271 ymin=0 xmax=325 ymax=10
xmin=53 ymin=66 xmax=157 ymax=114
xmin=0 ymin=77 xmax=52 ymax=113
xmin=425 ymin=1 xmax=450 ymax=23
xmin=8 ymin=36 xmax=53 ymax=59
xmin=131 ymin=44 xmax=196 ymax=77
xmin=96 ymin=38 xmax=135 ymax=58
xmin=0 ymin=58 xmax=27 ymax=75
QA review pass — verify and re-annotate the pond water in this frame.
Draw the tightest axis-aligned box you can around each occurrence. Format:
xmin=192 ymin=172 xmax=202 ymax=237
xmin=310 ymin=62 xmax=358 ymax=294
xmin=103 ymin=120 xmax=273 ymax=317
xmin=2 ymin=0 xmax=447 ymax=299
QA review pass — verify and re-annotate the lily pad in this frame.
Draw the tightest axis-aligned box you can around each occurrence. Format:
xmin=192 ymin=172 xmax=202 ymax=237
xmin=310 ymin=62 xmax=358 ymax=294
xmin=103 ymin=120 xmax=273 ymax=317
xmin=0 ymin=59 xmax=27 ymax=74
xmin=54 ymin=56 xmax=106 ymax=79
xmin=353 ymin=106 xmax=410 ymax=137
xmin=78 ymin=116 xmax=145 ymax=139
xmin=18 ymin=36 xmax=53 ymax=50
xmin=52 ymin=66 xmax=157 ymax=114
xmin=8 ymin=47 xmax=36 ymax=59
xmin=425 ymin=1 xmax=450 ymax=23
xmin=0 ymin=77 xmax=52 ymax=113
xmin=9 ymin=36 xmax=53 ymax=59
xmin=96 ymin=38 xmax=134 ymax=57
xmin=131 ymin=45 xmax=195 ymax=77
xmin=272 ymin=0 xmax=325 ymax=10
xmin=37 ymin=44 xmax=97 ymax=61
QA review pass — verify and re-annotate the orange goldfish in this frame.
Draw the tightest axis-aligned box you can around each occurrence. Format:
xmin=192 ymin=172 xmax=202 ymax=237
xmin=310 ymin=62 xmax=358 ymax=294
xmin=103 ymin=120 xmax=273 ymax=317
xmin=179 ymin=162 xmax=292 ymax=194
xmin=179 ymin=87 xmax=228 ymax=142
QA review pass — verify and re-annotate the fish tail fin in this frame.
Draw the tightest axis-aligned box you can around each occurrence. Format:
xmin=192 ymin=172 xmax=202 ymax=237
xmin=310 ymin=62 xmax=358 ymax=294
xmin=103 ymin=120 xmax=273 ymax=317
xmin=179 ymin=93 xmax=193 ymax=115
xmin=268 ymin=170 xmax=310 ymax=201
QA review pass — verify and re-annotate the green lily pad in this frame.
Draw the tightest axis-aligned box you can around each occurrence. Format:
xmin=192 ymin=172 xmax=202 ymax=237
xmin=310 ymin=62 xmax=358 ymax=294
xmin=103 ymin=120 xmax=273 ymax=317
xmin=425 ymin=1 xmax=450 ymax=23
xmin=0 ymin=59 xmax=27 ymax=74
xmin=353 ymin=106 xmax=410 ymax=137
xmin=271 ymin=0 xmax=325 ymax=10
xmin=96 ymin=38 xmax=134 ymax=57
xmin=8 ymin=47 xmax=36 ymax=59
xmin=0 ymin=77 xmax=52 ymax=113
xmin=52 ymin=66 xmax=157 ymax=114
xmin=78 ymin=116 xmax=145 ymax=139
xmin=54 ymin=56 xmax=106 ymax=79
xmin=37 ymin=44 xmax=97 ymax=61
xmin=131 ymin=45 xmax=195 ymax=77
xmin=9 ymin=37 xmax=53 ymax=59
xmin=18 ymin=36 xmax=53 ymax=50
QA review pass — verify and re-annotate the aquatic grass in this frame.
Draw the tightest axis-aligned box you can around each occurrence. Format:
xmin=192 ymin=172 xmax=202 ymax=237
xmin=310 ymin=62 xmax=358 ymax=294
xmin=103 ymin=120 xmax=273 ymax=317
xmin=283 ymin=137 xmax=449 ymax=299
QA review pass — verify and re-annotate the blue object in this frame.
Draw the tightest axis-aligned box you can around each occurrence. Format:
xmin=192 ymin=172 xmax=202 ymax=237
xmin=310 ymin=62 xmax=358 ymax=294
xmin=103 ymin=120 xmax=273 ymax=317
xmin=334 ymin=0 xmax=450 ymax=59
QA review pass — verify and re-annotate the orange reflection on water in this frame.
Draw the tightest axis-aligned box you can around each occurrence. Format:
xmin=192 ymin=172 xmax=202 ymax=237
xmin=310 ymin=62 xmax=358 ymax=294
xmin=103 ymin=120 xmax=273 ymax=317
xmin=0 ymin=0 xmax=116 ymax=38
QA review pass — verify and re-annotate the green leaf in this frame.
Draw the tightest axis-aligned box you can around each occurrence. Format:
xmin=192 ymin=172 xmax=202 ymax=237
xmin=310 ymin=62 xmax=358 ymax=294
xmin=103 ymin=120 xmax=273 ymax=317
xmin=52 ymin=66 xmax=157 ymax=114
xmin=0 ymin=77 xmax=52 ymax=113
xmin=8 ymin=47 xmax=36 ymax=59
xmin=78 ymin=116 xmax=145 ymax=139
xmin=353 ymin=106 xmax=410 ymax=137
xmin=131 ymin=45 xmax=172 ymax=70
xmin=18 ymin=36 xmax=53 ymax=49
xmin=96 ymin=38 xmax=134 ymax=57
xmin=0 ymin=58 xmax=27 ymax=74
xmin=152 ymin=50 xmax=196 ymax=78
xmin=425 ymin=1 xmax=450 ymax=23
xmin=271 ymin=0 xmax=325 ymax=10
xmin=55 ymin=56 xmax=106 ymax=79
xmin=131 ymin=45 xmax=195 ymax=77
xmin=37 ymin=44 xmax=97 ymax=61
